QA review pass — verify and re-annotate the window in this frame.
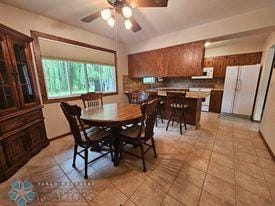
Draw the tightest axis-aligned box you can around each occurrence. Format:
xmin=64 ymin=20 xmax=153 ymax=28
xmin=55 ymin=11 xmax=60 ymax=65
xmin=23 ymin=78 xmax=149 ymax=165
xmin=143 ymin=77 xmax=156 ymax=84
xmin=42 ymin=58 xmax=116 ymax=99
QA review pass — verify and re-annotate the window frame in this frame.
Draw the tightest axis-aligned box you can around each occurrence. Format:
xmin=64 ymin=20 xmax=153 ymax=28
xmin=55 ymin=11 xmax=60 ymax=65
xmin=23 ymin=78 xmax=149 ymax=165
xmin=42 ymin=57 xmax=117 ymax=99
xmin=31 ymin=31 xmax=118 ymax=104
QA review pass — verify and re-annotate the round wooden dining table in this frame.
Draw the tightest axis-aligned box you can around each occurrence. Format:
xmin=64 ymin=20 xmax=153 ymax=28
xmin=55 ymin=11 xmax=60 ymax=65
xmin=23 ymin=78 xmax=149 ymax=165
xmin=81 ymin=103 xmax=142 ymax=166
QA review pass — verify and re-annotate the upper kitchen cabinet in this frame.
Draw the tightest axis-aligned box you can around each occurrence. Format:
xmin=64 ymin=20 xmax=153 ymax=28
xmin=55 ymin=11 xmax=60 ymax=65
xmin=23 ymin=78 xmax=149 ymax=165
xmin=213 ymin=56 xmax=227 ymax=78
xmin=203 ymin=57 xmax=214 ymax=68
xmin=203 ymin=52 xmax=262 ymax=78
xmin=128 ymin=41 xmax=205 ymax=78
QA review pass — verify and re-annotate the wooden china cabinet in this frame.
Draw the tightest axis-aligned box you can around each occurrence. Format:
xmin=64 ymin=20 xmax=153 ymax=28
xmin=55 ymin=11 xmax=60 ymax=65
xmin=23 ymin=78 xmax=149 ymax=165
xmin=0 ymin=24 xmax=49 ymax=183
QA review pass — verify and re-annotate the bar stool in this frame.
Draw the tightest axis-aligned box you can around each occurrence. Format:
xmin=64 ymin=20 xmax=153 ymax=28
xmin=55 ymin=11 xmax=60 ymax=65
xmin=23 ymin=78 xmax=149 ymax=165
xmin=166 ymin=91 xmax=189 ymax=135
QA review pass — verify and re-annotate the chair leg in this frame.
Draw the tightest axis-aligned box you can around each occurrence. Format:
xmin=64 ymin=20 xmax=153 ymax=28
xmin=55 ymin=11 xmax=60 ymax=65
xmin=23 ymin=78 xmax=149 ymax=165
xmin=183 ymin=110 xmax=187 ymax=130
xmin=166 ymin=113 xmax=173 ymax=131
xmin=172 ymin=113 xmax=176 ymax=126
xmin=140 ymin=144 xmax=146 ymax=172
xmin=72 ymin=144 xmax=78 ymax=168
xmin=179 ymin=110 xmax=183 ymax=135
xmin=151 ymin=138 xmax=157 ymax=158
xmin=161 ymin=111 xmax=164 ymax=123
xmin=84 ymin=148 xmax=88 ymax=179
xmin=109 ymin=145 xmax=114 ymax=161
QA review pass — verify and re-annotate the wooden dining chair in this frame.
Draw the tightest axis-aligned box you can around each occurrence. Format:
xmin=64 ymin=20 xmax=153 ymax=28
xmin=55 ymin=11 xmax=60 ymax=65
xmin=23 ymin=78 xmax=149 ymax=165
xmin=81 ymin=92 xmax=103 ymax=108
xmin=60 ymin=102 xmax=113 ymax=179
xmin=166 ymin=91 xmax=189 ymax=135
xmin=129 ymin=90 xmax=149 ymax=104
xmin=147 ymin=91 xmax=164 ymax=127
xmin=120 ymin=99 xmax=158 ymax=172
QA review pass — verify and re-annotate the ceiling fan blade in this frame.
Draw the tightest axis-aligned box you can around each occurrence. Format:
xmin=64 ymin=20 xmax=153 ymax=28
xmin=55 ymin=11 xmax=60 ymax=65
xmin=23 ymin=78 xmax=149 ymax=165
xmin=81 ymin=11 xmax=101 ymax=22
xmin=127 ymin=0 xmax=168 ymax=7
xmin=129 ymin=17 xmax=142 ymax=32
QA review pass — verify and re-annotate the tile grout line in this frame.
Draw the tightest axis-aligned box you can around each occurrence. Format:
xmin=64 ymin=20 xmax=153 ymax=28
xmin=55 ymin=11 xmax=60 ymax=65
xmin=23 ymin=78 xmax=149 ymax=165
xmin=158 ymin=125 xmax=201 ymax=206
xmin=232 ymin=125 xmax=238 ymax=206
xmin=50 ymin=149 xmax=92 ymax=206
xmin=196 ymin=124 xmax=219 ymax=206
xmin=250 ymin=127 xmax=275 ymax=204
xmin=235 ymin=122 xmax=274 ymax=204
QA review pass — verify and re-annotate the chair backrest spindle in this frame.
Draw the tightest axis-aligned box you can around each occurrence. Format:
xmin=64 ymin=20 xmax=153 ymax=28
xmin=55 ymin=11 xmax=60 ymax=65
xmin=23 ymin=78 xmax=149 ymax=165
xmin=81 ymin=92 xmax=103 ymax=108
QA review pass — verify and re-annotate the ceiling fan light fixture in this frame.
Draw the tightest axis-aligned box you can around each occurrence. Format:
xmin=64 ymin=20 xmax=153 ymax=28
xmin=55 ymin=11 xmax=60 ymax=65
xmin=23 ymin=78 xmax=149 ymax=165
xmin=101 ymin=8 xmax=112 ymax=20
xmin=122 ymin=6 xmax=132 ymax=18
xmin=107 ymin=16 xmax=115 ymax=28
xmin=124 ymin=19 xmax=133 ymax=30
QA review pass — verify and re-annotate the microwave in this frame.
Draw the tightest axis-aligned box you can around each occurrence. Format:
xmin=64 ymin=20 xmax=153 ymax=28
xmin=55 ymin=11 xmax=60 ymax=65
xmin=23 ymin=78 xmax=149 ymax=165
xmin=191 ymin=67 xmax=214 ymax=79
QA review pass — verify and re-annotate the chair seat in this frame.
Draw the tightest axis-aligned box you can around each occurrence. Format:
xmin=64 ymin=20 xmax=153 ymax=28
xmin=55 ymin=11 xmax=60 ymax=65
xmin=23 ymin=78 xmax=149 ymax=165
xmin=170 ymin=103 xmax=189 ymax=109
xmin=120 ymin=125 xmax=145 ymax=139
xmin=81 ymin=127 xmax=110 ymax=142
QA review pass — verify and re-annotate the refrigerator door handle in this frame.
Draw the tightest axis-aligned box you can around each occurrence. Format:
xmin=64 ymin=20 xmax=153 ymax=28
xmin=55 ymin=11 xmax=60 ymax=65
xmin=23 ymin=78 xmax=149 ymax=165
xmin=236 ymin=79 xmax=242 ymax=91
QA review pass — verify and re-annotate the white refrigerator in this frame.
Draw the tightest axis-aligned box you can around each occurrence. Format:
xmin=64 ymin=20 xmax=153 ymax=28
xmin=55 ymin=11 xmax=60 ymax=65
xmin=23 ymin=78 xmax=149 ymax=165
xmin=221 ymin=64 xmax=261 ymax=117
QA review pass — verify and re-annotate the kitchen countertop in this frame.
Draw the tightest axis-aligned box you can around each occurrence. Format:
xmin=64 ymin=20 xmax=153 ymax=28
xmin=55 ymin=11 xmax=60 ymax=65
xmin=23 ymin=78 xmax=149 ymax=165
xmin=211 ymin=88 xmax=224 ymax=91
xmin=157 ymin=90 xmax=210 ymax=99
xmin=125 ymin=90 xmax=209 ymax=99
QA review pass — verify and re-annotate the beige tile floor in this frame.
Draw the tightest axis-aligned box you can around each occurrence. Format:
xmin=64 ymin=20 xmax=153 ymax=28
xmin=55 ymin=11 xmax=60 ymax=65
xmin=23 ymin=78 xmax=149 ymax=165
xmin=1 ymin=112 xmax=275 ymax=206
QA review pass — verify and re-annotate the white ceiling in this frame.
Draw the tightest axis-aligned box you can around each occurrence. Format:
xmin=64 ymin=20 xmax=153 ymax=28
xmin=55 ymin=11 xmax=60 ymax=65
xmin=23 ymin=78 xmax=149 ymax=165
xmin=1 ymin=0 xmax=275 ymax=44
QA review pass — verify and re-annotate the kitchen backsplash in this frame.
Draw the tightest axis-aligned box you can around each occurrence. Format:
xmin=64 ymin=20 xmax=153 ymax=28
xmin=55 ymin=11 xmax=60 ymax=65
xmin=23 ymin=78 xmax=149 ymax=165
xmin=163 ymin=77 xmax=224 ymax=89
xmin=123 ymin=75 xmax=164 ymax=91
xmin=123 ymin=75 xmax=224 ymax=91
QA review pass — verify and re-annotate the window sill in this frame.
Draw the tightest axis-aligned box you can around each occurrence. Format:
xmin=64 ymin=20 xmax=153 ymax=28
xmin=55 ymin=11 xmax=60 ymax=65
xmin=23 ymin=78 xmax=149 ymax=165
xmin=42 ymin=92 xmax=118 ymax=104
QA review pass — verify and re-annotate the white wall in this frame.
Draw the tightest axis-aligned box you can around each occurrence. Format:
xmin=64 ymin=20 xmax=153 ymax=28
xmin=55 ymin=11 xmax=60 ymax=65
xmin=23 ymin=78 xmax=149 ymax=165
xmin=127 ymin=5 xmax=275 ymax=54
xmin=260 ymin=60 xmax=275 ymax=154
xmin=258 ymin=33 xmax=275 ymax=154
xmin=205 ymin=38 xmax=264 ymax=57
xmin=0 ymin=3 xmax=129 ymax=139
xmin=254 ymin=33 xmax=275 ymax=121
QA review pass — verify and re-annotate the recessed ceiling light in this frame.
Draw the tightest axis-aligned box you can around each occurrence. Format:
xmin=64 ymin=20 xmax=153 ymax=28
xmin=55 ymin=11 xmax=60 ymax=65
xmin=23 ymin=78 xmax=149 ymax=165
xmin=204 ymin=42 xmax=211 ymax=47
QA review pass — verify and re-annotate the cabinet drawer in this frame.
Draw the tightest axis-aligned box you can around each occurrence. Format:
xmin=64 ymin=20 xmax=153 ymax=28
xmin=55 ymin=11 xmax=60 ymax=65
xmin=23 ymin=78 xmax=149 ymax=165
xmin=0 ymin=110 xmax=42 ymax=134
xmin=2 ymin=131 xmax=29 ymax=166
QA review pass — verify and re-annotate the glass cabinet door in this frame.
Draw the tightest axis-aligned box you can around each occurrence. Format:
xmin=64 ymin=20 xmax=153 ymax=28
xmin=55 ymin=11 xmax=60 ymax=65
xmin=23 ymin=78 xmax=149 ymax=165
xmin=11 ymin=41 xmax=37 ymax=106
xmin=0 ymin=36 xmax=19 ymax=114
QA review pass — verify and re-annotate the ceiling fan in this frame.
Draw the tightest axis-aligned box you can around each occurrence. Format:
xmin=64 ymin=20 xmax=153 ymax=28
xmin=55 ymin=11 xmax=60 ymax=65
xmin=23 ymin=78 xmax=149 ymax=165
xmin=81 ymin=0 xmax=169 ymax=32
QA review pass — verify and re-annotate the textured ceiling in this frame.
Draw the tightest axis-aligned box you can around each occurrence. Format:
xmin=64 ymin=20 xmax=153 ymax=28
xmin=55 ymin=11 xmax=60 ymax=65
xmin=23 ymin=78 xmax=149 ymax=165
xmin=1 ymin=0 xmax=275 ymax=43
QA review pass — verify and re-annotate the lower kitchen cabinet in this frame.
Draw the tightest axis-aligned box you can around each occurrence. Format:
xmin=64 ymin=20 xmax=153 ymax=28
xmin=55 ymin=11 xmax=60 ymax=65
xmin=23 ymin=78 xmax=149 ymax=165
xmin=209 ymin=90 xmax=224 ymax=113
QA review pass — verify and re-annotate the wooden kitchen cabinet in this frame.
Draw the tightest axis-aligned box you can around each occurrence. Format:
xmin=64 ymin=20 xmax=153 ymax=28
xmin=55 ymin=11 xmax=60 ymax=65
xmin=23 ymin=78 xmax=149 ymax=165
xmin=226 ymin=54 xmax=241 ymax=66
xmin=239 ymin=52 xmax=262 ymax=65
xmin=213 ymin=56 xmax=227 ymax=78
xmin=128 ymin=41 xmax=204 ymax=78
xmin=209 ymin=90 xmax=224 ymax=113
xmin=203 ymin=57 xmax=214 ymax=67
xmin=203 ymin=52 xmax=262 ymax=78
